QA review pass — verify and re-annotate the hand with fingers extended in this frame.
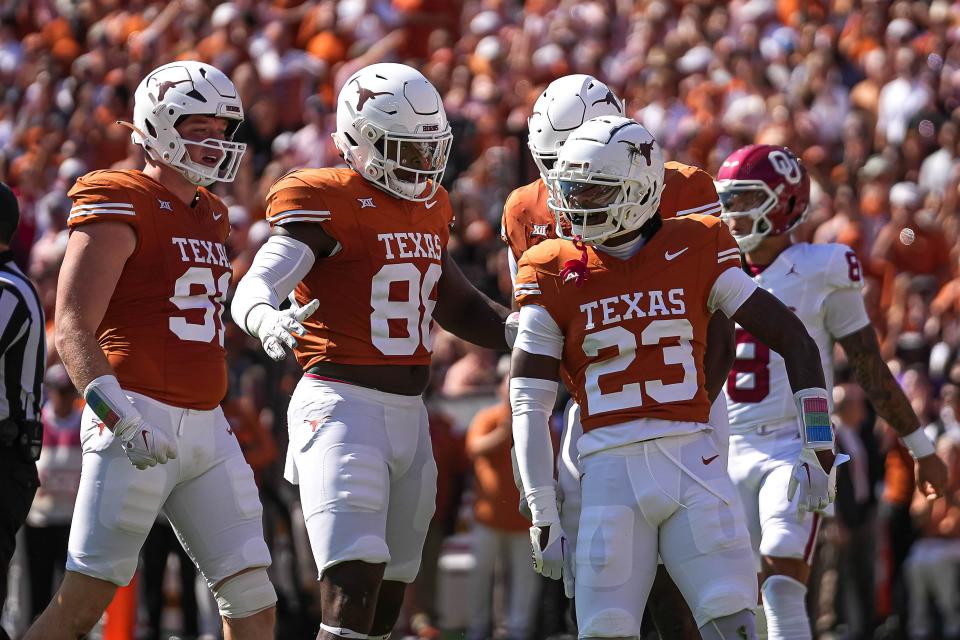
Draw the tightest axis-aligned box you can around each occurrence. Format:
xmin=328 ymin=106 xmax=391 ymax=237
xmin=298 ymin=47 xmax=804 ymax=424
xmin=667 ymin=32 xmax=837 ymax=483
xmin=248 ymin=299 xmax=320 ymax=361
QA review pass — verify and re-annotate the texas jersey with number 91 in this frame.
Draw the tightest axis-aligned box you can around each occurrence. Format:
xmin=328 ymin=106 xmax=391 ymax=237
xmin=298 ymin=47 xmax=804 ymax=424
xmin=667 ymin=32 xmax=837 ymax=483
xmin=514 ymin=214 xmax=742 ymax=432
xmin=724 ymin=242 xmax=868 ymax=432
xmin=265 ymin=168 xmax=453 ymax=370
xmin=68 ymin=170 xmax=233 ymax=410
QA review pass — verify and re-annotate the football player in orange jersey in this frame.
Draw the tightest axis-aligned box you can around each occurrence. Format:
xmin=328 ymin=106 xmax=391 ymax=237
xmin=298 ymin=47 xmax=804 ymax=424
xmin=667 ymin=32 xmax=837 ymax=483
xmin=502 ymin=75 xmax=730 ymax=639
xmin=510 ymin=116 xmax=838 ymax=640
xmin=231 ymin=63 xmax=513 ymax=640
xmin=24 ymin=62 xmax=276 ymax=640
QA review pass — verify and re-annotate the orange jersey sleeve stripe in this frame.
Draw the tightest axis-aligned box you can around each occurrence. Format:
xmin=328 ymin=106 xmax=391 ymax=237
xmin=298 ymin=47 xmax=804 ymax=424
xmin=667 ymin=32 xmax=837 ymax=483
xmin=267 ymin=209 xmax=331 ymax=225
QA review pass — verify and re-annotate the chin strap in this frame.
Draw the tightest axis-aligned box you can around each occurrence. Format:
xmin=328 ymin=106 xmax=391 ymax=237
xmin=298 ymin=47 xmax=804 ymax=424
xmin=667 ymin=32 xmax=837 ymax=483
xmin=560 ymin=236 xmax=589 ymax=287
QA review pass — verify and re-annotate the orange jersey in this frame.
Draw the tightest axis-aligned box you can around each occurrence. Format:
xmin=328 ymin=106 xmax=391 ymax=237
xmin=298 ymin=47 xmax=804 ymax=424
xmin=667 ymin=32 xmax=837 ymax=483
xmin=501 ymin=161 xmax=720 ymax=261
xmin=67 ymin=170 xmax=232 ymax=410
xmin=265 ymin=168 xmax=454 ymax=369
xmin=514 ymin=215 xmax=740 ymax=432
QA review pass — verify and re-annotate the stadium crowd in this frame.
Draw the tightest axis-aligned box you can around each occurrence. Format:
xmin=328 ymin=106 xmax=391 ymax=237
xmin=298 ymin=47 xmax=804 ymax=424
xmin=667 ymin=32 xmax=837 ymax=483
xmin=2 ymin=0 xmax=960 ymax=638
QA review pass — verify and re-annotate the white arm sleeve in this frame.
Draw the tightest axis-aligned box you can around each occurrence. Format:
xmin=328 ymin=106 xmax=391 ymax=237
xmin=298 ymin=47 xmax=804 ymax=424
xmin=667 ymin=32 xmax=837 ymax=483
xmin=514 ymin=305 xmax=564 ymax=359
xmin=508 ymin=249 xmax=519 ymax=286
xmin=708 ymin=266 xmax=758 ymax=316
xmin=510 ymin=376 xmax=560 ymax=526
xmin=823 ymin=285 xmax=871 ymax=339
xmin=231 ymin=235 xmax=316 ymax=335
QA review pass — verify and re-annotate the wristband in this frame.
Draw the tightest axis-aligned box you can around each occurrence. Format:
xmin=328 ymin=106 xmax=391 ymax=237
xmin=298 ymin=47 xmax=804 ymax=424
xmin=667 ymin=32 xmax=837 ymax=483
xmin=901 ymin=428 xmax=936 ymax=459
xmin=525 ymin=485 xmax=560 ymax=526
xmin=83 ymin=375 xmax=140 ymax=439
xmin=794 ymin=387 xmax=834 ymax=450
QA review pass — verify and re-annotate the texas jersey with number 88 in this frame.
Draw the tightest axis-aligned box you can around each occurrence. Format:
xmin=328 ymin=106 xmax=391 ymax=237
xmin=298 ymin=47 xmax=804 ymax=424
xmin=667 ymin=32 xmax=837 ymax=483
xmin=515 ymin=214 xmax=744 ymax=436
xmin=265 ymin=167 xmax=453 ymax=369
xmin=68 ymin=170 xmax=232 ymax=410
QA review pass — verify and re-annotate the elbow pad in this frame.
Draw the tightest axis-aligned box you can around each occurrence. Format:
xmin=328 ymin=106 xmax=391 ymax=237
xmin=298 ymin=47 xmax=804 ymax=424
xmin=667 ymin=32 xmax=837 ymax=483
xmin=232 ymin=235 xmax=315 ymax=336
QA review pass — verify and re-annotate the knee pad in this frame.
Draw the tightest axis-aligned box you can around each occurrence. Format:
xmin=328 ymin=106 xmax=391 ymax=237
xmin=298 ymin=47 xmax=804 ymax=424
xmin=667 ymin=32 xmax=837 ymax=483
xmin=761 ymin=575 xmax=810 ymax=640
xmin=213 ymin=568 xmax=277 ymax=619
xmin=699 ymin=608 xmax=757 ymax=640
xmin=577 ymin=607 xmax=641 ymax=638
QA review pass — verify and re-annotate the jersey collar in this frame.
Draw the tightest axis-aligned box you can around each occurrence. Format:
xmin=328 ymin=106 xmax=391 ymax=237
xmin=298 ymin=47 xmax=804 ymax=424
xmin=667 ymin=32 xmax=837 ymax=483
xmin=752 ymin=243 xmax=803 ymax=282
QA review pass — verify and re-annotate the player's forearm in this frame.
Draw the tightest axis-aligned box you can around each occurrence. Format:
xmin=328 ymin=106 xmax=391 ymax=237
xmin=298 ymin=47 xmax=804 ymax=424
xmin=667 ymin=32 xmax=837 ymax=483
xmin=436 ymin=293 xmax=510 ymax=350
xmin=55 ymin=325 xmax=114 ymax=393
xmin=510 ymin=374 xmax=560 ymax=525
xmin=840 ymin=325 xmax=921 ymax=438
xmin=781 ymin=333 xmax=827 ymax=392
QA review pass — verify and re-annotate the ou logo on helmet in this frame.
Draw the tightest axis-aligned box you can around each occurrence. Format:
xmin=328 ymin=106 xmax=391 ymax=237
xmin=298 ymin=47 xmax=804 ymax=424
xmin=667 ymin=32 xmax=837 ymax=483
xmin=768 ymin=150 xmax=802 ymax=185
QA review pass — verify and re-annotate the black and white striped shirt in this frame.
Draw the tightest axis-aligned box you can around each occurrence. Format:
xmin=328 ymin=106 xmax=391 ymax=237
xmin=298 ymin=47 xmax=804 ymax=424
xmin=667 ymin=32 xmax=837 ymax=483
xmin=0 ymin=251 xmax=45 ymax=422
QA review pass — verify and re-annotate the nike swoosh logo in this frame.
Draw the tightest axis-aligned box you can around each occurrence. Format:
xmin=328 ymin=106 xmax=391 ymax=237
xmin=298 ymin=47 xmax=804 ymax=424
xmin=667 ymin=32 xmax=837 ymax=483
xmin=213 ymin=213 xmax=223 ymax=220
xmin=665 ymin=247 xmax=688 ymax=261
xmin=701 ymin=454 xmax=719 ymax=465
xmin=424 ymin=200 xmax=438 ymax=209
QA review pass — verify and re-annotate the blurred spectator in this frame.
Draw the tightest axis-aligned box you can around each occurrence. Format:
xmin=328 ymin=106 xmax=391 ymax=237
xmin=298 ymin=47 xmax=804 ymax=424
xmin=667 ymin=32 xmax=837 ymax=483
xmin=830 ymin=384 xmax=882 ymax=640
xmin=904 ymin=434 xmax=960 ymax=640
xmin=21 ymin=365 xmax=80 ymax=619
xmin=465 ymin=378 xmax=540 ymax=640
xmin=871 ymin=182 xmax=952 ymax=286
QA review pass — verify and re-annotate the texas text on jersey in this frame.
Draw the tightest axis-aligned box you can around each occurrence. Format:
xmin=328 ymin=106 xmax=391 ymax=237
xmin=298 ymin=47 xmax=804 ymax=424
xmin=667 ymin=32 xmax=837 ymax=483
xmin=67 ymin=170 xmax=232 ymax=410
xmin=265 ymin=167 xmax=455 ymax=370
xmin=501 ymin=161 xmax=722 ymax=264
xmin=514 ymin=214 xmax=741 ymax=431
xmin=726 ymin=242 xmax=868 ymax=430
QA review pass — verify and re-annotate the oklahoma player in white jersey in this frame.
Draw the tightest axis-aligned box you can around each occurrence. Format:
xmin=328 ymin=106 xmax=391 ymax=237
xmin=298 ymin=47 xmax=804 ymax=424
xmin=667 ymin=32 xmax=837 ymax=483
xmin=502 ymin=74 xmax=731 ymax=639
xmin=717 ymin=144 xmax=948 ymax=640
xmin=511 ymin=116 xmax=839 ymax=640
xmin=25 ymin=62 xmax=275 ymax=640
xmin=232 ymin=63 xmax=513 ymax=640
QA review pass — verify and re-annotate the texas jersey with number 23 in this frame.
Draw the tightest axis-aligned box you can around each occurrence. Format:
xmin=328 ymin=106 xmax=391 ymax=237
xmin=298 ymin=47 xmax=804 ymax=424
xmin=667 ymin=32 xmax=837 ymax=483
xmin=725 ymin=243 xmax=869 ymax=431
xmin=68 ymin=170 xmax=232 ymax=410
xmin=265 ymin=167 xmax=453 ymax=369
xmin=515 ymin=214 xmax=743 ymax=433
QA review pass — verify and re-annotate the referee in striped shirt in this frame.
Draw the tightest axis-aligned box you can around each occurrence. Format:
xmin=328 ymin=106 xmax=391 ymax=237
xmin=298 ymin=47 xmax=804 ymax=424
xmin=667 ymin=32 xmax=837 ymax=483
xmin=0 ymin=182 xmax=46 ymax=640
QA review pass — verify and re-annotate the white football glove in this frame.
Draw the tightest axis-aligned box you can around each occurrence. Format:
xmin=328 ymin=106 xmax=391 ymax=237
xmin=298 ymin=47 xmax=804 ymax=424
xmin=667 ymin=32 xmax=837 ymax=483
xmin=113 ymin=415 xmax=178 ymax=470
xmin=787 ymin=448 xmax=850 ymax=515
xmin=530 ymin=523 xmax=567 ymax=580
xmin=248 ymin=299 xmax=320 ymax=361
xmin=85 ymin=375 xmax=177 ymax=470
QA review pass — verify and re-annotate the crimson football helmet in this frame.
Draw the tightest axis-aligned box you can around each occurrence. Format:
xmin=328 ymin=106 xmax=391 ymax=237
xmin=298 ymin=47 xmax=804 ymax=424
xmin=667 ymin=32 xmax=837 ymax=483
xmin=715 ymin=144 xmax=810 ymax=252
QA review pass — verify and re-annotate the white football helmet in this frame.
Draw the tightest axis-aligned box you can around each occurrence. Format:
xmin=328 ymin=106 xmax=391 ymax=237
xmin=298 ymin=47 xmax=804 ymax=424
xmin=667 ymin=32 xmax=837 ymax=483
xmin=528 ymin=75 xmax=624 ymax=179
xmin=332 ymin=63 xmax=452 ymax=202
xmin=547 ymin=116 xmax=665 ymax=244
xmin=131 ymin=61 xmax=246 ymax=186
